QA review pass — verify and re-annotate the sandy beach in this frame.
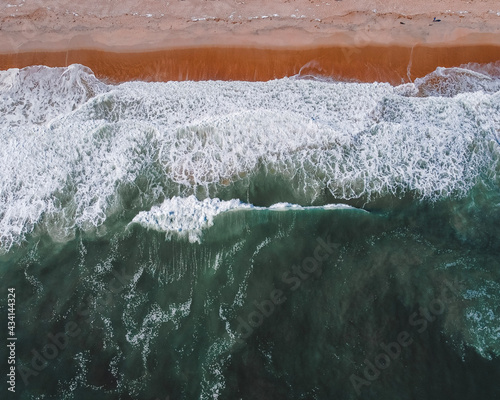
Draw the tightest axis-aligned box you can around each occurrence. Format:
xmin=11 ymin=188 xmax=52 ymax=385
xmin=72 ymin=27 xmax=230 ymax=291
xmin=1 ymin=0 xmax=500 ymax=83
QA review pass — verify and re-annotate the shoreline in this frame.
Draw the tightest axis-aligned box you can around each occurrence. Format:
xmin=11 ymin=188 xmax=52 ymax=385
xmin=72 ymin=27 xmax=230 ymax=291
xmin=1 ymin=1 xmax=500 ymax=84
xmin=2 ymin=43 xmax=500 ymax=84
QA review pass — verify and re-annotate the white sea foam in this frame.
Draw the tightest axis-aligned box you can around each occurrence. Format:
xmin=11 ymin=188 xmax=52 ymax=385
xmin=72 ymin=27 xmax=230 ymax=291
xmin=131 ymin=196 xmax=253 ymax=243
xmin=1 ymin=63 xmax=500 ymax=252
xmin=410 ymin=66 xmax=500 ymax=97
xmin=0 ymin=64 xmax=108 ymax=126
xmin=268 ymin=202 xmax=356 ymax=210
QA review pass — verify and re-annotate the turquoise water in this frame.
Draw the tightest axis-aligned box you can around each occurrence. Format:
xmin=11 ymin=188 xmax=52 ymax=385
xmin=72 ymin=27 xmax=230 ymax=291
xmin=1 ymin=64 xmax=500 ymax=399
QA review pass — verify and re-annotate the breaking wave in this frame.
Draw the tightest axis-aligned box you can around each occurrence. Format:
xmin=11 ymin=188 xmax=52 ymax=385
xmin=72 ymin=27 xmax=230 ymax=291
xmin=130 ymin=195 xmax=358 ymax=243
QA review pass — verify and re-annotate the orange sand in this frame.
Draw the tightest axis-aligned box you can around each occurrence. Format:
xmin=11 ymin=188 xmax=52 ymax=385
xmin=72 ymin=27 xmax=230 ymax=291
xmin=1 ymin=45 xmax=500 ymax=84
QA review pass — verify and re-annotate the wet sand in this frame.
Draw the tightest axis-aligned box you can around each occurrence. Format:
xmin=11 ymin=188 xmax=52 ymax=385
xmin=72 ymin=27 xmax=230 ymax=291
xmin=1 ymin=0 xmax=500 ymax=83
xmin=2 ymin=44 xmax=500 ymax=84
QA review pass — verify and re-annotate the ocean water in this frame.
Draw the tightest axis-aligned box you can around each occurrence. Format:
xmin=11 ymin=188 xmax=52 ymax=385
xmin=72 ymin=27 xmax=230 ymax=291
xmin=1 ymin=63 xmax=500 ymax=399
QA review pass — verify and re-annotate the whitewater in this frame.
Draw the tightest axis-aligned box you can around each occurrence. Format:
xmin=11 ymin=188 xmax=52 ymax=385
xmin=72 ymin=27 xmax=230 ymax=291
xmin=1 ymin=63 xmax=500 ymax=252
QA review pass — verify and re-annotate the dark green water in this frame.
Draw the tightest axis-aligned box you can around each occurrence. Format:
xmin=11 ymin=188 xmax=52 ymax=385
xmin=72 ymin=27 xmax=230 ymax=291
xmin=1 ymin=64 xmax=500 ymax=399
xmin=2 ymin=193 xmax=500 ymax=399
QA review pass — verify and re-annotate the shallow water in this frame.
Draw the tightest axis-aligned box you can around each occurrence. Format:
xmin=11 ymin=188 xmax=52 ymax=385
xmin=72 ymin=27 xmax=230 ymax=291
xmin=1 ymin=64 xmax=499 ymax=399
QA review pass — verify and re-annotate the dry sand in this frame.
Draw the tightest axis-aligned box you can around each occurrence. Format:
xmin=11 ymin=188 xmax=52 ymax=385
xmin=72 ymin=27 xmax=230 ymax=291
xmin=1 ymin=0 xmax=500 ymax=83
